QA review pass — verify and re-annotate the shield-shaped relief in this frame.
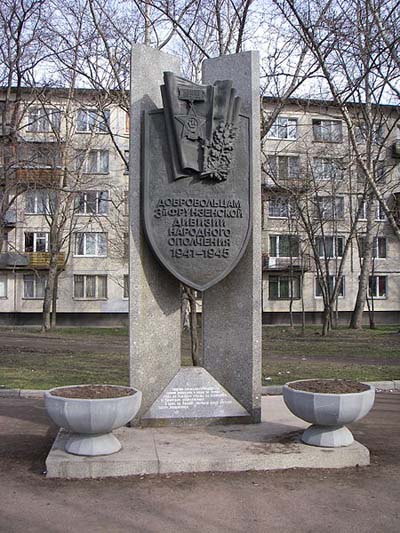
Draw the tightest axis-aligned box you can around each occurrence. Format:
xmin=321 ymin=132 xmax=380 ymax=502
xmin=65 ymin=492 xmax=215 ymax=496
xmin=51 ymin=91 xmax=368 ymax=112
xmin=142 ymin=73 xmax=252 ymax=292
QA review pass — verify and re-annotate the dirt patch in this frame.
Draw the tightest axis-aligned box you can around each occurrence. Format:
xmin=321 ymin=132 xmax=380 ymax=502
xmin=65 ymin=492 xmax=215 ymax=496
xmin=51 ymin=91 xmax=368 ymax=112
xmin=288 ymin=379 xmax=370 ymax=393
xmin=49 ymin=385 xmax=135 ymax=399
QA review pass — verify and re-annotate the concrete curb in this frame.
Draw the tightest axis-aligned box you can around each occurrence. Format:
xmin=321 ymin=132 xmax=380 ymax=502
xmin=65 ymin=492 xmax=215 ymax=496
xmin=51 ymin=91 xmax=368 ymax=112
xmin=1 ymin=380 xmax=399 ymax=399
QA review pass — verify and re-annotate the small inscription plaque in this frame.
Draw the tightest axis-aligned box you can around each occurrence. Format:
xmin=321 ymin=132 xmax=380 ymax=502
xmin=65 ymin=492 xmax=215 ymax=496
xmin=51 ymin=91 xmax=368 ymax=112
xmin=159 ymin=385 xmax=234 ymax=411
xmin=143 ymin=367 xmax=250 ymax=420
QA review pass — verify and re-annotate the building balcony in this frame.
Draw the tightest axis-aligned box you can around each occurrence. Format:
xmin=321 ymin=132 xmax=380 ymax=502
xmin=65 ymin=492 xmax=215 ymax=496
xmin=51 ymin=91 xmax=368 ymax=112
xmin=262 ymin=255 xmax=310 ymax=272
xmin=15 ymin=167 xmax=63 ymax=186
xmin=262 ymin=176 xmax=309 ymax=192
xmin=0 ymin=251 xmax=65 ymax=270
xmin=26 ymin=252 xmax=65 ymax=269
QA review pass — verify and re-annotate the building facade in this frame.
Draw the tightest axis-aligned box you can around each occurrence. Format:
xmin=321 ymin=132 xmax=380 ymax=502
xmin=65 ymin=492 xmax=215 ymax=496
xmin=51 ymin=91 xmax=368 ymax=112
xmin=0 ymin=89 xmax=130 ymax=325
xmin=262 ymin=97 xmax=400 ymax=325
xmin=1 ymin=90 xmax=399 ymax=325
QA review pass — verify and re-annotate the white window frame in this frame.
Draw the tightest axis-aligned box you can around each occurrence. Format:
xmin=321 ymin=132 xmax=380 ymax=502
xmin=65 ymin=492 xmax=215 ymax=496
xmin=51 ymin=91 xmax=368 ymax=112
xmin=267 ymin=155 xmax=300 ymax=180
xmin=315 ymin=275 xmax=345 ymax=298
xmin=25 ymin=189 xmax=52 ymax=215
xmin=269 ymin=235 xmax=300 ymax=258
xmin=267 ymin=196 xmax=294 ymax=219
xmin=123 ymin=274 xmax=129 ymax=299
xmin=266 ymin=116 xmax=297 ymax=140
xmin=23 ymin=273 xmax=46 ymax=299
xmin=73 ymin=274 xmax=108 ymax=300
xmin=0 ymin=273 xmax=7 ymax=298
xmin=74 ymin=232 xmax=107 ymax=257
xmin=76 ymin=108 xmax=110 ymax=133
xmin=268 ymin=275 xmax=301 ymax=300
xmin=359 ymin=236 xmax=387 ymax=259
xmin=316 ymin=236 xmax=345 ymax=258
xmin=77 ymin=149 xmax=109 ymax=174
xmin=315 ymin=196 xmax=345 ymax=219
xmin=24 ymin=232 xmax=49 ymax=253
xmin=313 ymin=157 xmax=343 ymax=181
xmin=76 ymin=191 xmax=109 ymax=215
xmin=312 ymin=119 xmax=343 ymax=143
xmin=27 ymin=107 xmax=61 ymax=133
xmin=376 ymin=201 xmax=386 ymax=221
xmin=368 ymin=275 xmax=387 ymax=299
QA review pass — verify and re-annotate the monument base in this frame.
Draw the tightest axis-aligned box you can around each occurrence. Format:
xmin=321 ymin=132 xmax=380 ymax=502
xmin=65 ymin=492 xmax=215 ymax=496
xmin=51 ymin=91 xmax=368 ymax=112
xmin=45 ymin=396 xmax=370 ymax=479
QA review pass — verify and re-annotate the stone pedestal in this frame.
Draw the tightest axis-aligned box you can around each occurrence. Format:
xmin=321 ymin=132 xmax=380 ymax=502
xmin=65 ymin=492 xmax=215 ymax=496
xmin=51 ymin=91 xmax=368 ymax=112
xmin=129 ymin=45 xmax=182 ymax=419
xmin=202 ymin=52 xmax=262 ymax=422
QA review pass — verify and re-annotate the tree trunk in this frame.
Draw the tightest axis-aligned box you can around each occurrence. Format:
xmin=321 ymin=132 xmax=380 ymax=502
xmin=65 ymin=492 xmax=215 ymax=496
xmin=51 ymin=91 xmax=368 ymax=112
xmin=42 ymin=256 xmax=58 ymax=331
xmin=350 ymin=195 xmax=374 ymax=329
xmin=51 ymin=275 xmax=58 ymax=328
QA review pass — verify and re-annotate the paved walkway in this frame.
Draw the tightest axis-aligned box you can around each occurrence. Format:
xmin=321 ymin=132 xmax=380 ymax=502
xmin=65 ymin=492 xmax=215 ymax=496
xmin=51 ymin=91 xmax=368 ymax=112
xmin=1 ymin=393 xmax=400 ymax=532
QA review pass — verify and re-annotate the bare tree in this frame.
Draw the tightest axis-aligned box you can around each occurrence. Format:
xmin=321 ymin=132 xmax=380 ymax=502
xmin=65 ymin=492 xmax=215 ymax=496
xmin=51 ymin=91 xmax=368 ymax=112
xmin=272 ymin=0 xmax=400 ymax=329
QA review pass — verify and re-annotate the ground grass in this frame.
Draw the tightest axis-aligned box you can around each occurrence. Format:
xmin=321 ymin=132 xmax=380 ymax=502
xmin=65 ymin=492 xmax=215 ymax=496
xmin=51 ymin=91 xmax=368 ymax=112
xmin=0 ymin=352 xmax=129 ymax=390
xmin=0 ymin=325 xmax=399 ymax=389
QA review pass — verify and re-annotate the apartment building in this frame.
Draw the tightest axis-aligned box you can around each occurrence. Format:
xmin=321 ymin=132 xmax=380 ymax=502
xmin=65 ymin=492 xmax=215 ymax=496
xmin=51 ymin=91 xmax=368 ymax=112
xmin=262 ymin=97 xmax=400 ymax=324
xmin=0 ymin=88 xmax=130 ymax=325
xmin=1 ymin=90 xmax=399 ymax=325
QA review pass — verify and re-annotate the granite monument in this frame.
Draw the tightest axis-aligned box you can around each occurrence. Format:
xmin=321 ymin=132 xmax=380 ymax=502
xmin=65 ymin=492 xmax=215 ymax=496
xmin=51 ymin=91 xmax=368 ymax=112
xmin=130 ymin=45 xmax=261 ymax=425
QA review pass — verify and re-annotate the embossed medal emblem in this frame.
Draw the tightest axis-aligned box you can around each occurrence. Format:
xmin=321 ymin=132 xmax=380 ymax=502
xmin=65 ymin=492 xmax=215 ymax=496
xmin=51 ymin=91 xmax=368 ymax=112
xmin=143 ymin=72 xmax=251 ymax=291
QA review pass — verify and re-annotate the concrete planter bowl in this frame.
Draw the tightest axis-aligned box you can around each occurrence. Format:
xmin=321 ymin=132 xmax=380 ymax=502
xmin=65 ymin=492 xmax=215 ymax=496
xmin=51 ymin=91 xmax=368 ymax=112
xmin=45 ymin=385 xmax=142 ymax=456
xmin=283 ymin=380 xmax=375 ymax=447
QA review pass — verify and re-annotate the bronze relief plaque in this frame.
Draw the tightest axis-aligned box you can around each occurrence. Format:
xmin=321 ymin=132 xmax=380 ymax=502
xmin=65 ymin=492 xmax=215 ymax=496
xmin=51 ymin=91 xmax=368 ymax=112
xmin=142 ymin=73 xmax=251 ymax=291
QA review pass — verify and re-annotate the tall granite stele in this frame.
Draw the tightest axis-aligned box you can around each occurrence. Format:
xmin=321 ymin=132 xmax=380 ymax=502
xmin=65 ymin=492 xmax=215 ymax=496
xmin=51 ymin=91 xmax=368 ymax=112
xmin=129 ymin=45 xmax=261 ymax=425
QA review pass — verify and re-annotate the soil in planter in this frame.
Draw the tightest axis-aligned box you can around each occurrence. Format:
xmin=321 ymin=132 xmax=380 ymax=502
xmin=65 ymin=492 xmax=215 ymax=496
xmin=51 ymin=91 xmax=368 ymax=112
xmin=50 ymin=385 xmax=135 ymax=399
xmin=288 ymin=379 xmax=370 ymax=394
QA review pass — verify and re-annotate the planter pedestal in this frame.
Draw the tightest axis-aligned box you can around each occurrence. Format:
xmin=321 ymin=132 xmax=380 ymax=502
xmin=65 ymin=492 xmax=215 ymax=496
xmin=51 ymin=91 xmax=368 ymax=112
xmin=66 ymin=433 xmax=122 ymax=456
xmin=302 ymin=424 xmax=354 ymax=448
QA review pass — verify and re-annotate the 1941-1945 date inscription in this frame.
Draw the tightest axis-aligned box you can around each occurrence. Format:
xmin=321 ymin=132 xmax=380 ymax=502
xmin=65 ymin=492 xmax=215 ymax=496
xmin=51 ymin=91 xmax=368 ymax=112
xmin=153 ymin=197 xmax=243 ymax=259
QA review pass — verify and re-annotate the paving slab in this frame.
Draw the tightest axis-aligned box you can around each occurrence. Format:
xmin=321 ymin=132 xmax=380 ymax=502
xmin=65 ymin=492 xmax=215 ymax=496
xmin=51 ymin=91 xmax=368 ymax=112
xmin=46 ymin=396 xmax=370 ymax=478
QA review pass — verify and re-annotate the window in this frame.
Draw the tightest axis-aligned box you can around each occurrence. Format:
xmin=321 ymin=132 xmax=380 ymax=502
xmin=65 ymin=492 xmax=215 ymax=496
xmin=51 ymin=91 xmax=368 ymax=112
xmin=123 ymin=274 xmax=129 ymax=298
xmin=25 ymin=189 xmax=54 ymax=214
xmin=74 ymin=274 xmax=107 ymax=299
xmin=76 ymin=150 xmax=109 ymax=174
xmin=75 ymin=233 xmax=107 ymax=256
xmin=76 ymin=109 xmax=110 ymax=133
xmin=315 ymin=236 xmax=344 ymax=258
xmin=315 ymin=196 xmax=344 ymax=219
xmin=23 ymin=274 xmax=46 ymax=298
xmin=270 ymin=235 xmax=300 ymax=257
xmin=124 ymin=191 xmax=129 ymax=216
xmin=376 ymin=201 xmax=386 ymax=221
xmin=124 ymin=150 xmax=129 ymax=173
xmin=313 ymin=158 xmax=343 ymax=181
xmin=27 ymin=108 xmax=61 ymax=133
xmin=24 ymin=232 xmax=49 ymax=252
xmin=267 ymin=117 xmax=297 ymax=140
xmin=125 ymin=112 xmax=130 ymax=134
xmin=0 ymin=274 xmax=7 ymax=298
xmin=359 ymin=236 xmax=387 ymax=258
xmin=355 ymin=123 xmax=384 ymax=145
xmin=369 ymin=275 xmax=387 ymax=299
xmin=268 ymin=275 xmax=300 ymax=300
xmin=315 ymin=275 xmax=345 ymax=298
xmin=268 ymin=196 xmax=295 ymax=218
xmin=267 ymin=155 xmax=300 ymax=180
xmin=76 ymin=191 xmax=109 ymax=215
xmin=123 ymin=232 xmax=129 ymax=259
xmin=312 ymin=119 xmax=343 ymax=142
xmin=357 ymin=197 xmax=368 ymax=220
